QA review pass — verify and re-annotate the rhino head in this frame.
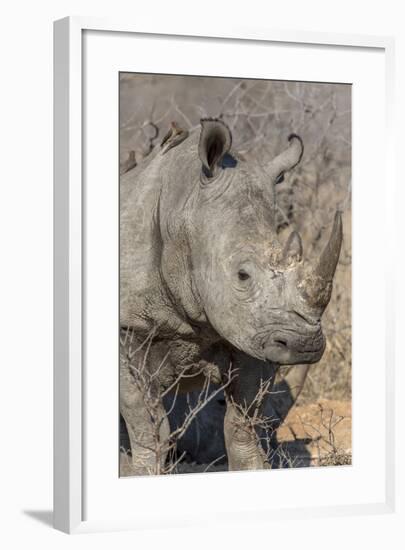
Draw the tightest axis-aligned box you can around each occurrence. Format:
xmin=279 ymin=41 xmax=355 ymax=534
xmin=161 ymin=119 xmax=342 ymax=366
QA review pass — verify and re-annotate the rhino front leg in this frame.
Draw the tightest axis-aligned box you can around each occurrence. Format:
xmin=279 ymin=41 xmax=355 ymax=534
xmin=120 ymin=356 xmax=170 ymax=475
xmin=223 ymin=351 xmax=278 ymax=471
xmin=224 ymin=400 xmax=268 ymax=471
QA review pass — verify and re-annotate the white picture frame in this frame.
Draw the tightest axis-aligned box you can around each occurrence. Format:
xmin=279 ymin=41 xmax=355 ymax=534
xmin=54 ymin=16 xmax=398 ymax=534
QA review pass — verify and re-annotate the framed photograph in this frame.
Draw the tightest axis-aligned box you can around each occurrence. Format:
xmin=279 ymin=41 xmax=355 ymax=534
xmin=54 ymin=17 xmax=397 ymax=533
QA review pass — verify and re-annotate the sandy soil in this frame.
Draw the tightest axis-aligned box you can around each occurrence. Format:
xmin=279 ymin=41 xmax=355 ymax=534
xmin=275 ymin=399 xmax=352 ymax=467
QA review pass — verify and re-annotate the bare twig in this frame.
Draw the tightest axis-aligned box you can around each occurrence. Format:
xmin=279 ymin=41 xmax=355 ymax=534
xmin=121 ymin=329 xmax=236 ymax=474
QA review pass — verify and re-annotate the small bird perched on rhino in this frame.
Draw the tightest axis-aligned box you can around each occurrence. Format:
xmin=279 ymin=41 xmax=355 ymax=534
xmin=160 ymin=121 xmax=189 ymax=154
xmin=120 ymin=150 xmax=137 ymax=175
xmin=120 ymin=117 xmax=342 ymax=475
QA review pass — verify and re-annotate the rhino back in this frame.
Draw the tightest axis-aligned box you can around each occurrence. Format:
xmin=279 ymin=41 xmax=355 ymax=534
xmin=120 ymin=131 xmax=200 ymax=331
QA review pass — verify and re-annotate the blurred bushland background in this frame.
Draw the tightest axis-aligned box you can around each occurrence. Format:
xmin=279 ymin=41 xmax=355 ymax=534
xmin=119 ymin=74 xmax=351 ymax=471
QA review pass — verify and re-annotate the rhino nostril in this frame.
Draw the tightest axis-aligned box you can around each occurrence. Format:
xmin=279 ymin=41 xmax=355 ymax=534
xmin=274 ymin=338 xmax=288 ymax=347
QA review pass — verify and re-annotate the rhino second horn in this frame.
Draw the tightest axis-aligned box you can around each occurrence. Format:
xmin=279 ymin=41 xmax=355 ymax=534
xmin=283 ymin=231 xmax=303 ymax=266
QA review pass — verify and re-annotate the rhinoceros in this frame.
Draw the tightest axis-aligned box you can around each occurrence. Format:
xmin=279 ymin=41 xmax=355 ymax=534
xmin=120 ymin=118 xmax=342 ymax=474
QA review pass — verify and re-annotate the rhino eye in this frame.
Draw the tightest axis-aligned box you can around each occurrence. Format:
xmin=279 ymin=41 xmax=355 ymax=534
xmin=275 ymin=172 xmax=285 ymax=184
xmin=238 ymin=269 xmax=250 ymax=281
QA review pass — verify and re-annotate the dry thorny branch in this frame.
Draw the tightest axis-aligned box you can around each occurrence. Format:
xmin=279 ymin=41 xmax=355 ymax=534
xmin=120 ymin=79 xmax=351 ymax=260
xmin=121 ymin=326 xmax=350 ymax=472
xmin=228 ymin=382 xmax=351 ymax=469
xmin=227 ymin=378 xmax=287 ymax=469
xmin=120 ymin=327 xmax=235 ymax=474
xmin=296 ymin=403 xmax=352 ymax=466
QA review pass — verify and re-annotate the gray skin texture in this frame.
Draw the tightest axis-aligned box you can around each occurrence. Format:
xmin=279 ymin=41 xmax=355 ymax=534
xmin=120 ymin=118 xmax=342 ymax=474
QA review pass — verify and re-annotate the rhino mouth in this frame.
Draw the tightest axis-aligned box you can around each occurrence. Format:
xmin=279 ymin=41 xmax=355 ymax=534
xmin=260 ymin=327 xmax=325 ymax=365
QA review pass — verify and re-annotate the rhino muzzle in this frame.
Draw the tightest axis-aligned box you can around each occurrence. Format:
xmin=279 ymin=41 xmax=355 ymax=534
xmin=258 ymin=212 xmax=342 ymax=365
xmin=262 ymin=322 xmax=325 ymax=364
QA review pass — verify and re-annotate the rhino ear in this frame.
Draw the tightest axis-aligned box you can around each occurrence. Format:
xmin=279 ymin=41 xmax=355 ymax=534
xmin=198 ymin=118 xmax=232 ymax=178
xmin=267 ymin=134 xmax=304 ymax=182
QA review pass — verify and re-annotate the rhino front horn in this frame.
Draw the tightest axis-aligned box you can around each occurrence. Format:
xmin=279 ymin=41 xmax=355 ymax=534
xmin=315 ymin=211 xmax=343 ymax=283
xmin=298 ymin=211 xmax=343 ymax=310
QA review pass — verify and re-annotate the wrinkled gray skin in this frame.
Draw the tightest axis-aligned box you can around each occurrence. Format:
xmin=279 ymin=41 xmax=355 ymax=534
xmin=120 ymin=119 xmax=342 ymax=474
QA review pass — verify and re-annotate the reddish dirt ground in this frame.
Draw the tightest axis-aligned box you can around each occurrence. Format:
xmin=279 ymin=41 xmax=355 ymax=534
xmin=276 ymin=399 xmax=352 ymax=467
